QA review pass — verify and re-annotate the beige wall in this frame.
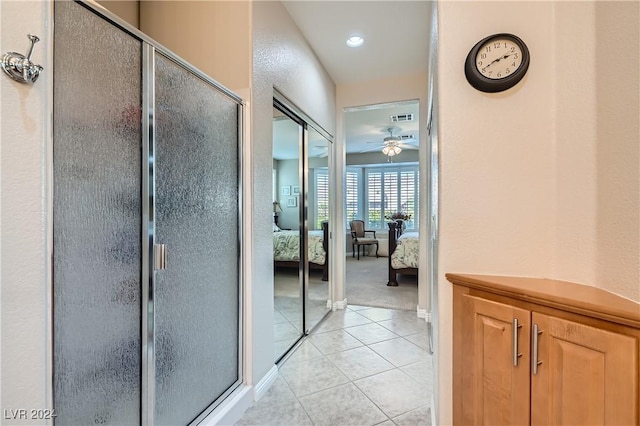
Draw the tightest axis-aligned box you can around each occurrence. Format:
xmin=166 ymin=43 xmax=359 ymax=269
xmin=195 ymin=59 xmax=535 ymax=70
xmin=553 ymin=1 xmax=639 ymax=301
xmin=139 ymin=1 xmax=251 ymax=92
xmin=436 ymin=1 xmax=639 ymax=423
xmin=96 ymin=0 xmax=139 ymax=27
xmin=1 ymin=0 xmax=52 ymax=416
xmin=592 ymin=2 xmax=639 ymax=300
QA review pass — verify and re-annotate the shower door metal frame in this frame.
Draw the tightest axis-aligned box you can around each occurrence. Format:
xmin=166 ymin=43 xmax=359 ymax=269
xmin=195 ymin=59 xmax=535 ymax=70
xmin=141 ymin=42 xmax=155 ymax=426
xmin=59 ymin=3 xmax=246 ymax=425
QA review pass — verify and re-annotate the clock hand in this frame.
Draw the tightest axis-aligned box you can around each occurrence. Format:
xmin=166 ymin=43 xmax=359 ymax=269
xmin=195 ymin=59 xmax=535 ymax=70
xmin=486 ymin=53 xmax=515 ymax=68
xmin=486 ymin=56 xmax=503 ymax=67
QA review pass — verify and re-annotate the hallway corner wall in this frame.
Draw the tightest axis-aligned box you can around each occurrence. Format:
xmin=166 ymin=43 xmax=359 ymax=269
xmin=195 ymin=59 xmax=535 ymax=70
xmin=436 ymin=1 xmax=639 ymax=423
xmin=251 ymin=0 xmax=336 ymax=385
xmin=437 ymin=2 xmax=557 ymax=424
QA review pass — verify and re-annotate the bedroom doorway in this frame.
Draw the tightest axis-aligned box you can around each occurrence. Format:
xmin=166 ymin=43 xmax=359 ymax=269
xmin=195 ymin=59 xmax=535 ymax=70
xmin=343 ymin=100 xmax=421 ymax=311
xmin=272 ymin=94 xmax=333 ymax=362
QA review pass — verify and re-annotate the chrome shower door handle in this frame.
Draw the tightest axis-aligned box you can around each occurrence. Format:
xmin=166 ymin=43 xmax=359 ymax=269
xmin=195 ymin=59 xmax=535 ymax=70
xmin=153 ymin=244 xmax=167 ymax=270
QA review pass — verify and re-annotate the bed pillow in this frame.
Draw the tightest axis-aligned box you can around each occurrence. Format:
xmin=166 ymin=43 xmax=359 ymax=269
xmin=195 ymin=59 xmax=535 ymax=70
xmin=273 ymin=223 xmax=281 ymax=232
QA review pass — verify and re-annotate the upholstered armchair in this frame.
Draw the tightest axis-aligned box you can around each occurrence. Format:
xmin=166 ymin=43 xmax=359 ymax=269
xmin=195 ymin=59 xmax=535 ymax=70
xmin=350 ymin=220 xmax=379 ymax=260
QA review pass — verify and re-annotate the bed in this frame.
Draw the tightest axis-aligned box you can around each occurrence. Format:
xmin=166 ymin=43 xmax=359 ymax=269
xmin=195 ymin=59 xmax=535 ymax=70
xmin=274 ymin=221 xmax=329 ymax=281
xmin=387 ymin=220 xmax=418 ymax=286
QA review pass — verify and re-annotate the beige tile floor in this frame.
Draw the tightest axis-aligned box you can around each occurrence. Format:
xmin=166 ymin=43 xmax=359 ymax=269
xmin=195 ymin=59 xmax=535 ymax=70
xmin=236 ymin=305 xmax=433 ymax=426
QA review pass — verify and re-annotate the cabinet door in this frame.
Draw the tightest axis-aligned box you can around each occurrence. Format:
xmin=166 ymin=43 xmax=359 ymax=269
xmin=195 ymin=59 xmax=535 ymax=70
xmin=531 ymin=313 xmax=638 ymax=425
xmin=455 ymin=294 xmax=531 ymax=425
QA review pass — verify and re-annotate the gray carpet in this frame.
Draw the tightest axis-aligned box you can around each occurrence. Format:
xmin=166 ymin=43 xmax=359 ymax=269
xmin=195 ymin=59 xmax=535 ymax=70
xmin=345 ymin=255 xmax=418 ymax=311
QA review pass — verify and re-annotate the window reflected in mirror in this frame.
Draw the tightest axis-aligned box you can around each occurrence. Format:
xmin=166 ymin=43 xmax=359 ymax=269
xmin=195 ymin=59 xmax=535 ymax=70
xmin=272 ymin=105 xmax=303 ymax=362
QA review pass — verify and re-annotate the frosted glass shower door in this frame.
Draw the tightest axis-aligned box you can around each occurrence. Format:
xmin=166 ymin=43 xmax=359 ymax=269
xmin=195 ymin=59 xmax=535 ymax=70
xmin=152 ymin=53 xmax=241 ymax=425
xmin=54 ymin=3 xmax=243 ymax=424
xmin=53 ymin=1 xmax=142 ymax=424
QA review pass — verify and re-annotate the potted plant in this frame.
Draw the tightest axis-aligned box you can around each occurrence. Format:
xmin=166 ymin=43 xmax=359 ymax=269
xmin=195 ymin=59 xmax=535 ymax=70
xmin=385 ymin=211 xmax=411 ymax=231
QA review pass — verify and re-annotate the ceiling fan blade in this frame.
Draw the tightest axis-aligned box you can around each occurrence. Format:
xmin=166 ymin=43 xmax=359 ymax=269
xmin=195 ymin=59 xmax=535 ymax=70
xmin=398 ymin=143 xmax=419 ymax=150
xmin=359 ymin=145 xmax=384 ymax=153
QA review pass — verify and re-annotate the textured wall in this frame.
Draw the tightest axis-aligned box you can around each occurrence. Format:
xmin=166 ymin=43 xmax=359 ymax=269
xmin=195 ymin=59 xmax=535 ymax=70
xmin=436 ymin=1 xmax=639 ymax=423
xmin=553 ymin=1 xmax=640 ymax=302
xmin=437 ymin=2 xmax=557 ymax=423
xmin=251 ymin=0 xmax=336 ymax=384
xmin=1 ymin=1 xmax=52 ymax=419
xmin=593 ymin=1 xmax=639 ymax=301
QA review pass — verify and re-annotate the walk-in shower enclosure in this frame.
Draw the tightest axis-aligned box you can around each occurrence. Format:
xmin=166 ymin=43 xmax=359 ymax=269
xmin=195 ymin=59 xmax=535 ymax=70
xmin=53 ymin=2 xmax=244 ymax=424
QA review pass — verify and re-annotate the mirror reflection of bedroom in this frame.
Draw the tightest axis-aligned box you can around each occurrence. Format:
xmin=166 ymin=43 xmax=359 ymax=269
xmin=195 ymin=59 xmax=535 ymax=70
xmin=272 ymin=101 xmax=331 ymax=363
xmin=344 ymin=100 xmax=420 ymax=311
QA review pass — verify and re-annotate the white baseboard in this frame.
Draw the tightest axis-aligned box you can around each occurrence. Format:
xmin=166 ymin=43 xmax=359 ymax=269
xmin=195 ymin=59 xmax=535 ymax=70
xmin=326 ymin=299 xmax=332 ymax=309
xmin=333 ymin=298 xmax=348 ymax=310
xmin=431 ymin=393 xmax=437 ymax=426
xmin=198 ymin=384 xmax=253 ymax=426
xmin=417 ymin=307 xmax=432 ymax=323
xmin=254 ymin=365 xmax=279 ymax=401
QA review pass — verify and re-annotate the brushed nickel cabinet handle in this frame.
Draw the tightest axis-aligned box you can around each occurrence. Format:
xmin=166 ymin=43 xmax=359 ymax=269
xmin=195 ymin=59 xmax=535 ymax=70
xmin=532 ymin=323 xmax=543 ymax=374
xmin=513 ymin=318 xmax=523 ymax=366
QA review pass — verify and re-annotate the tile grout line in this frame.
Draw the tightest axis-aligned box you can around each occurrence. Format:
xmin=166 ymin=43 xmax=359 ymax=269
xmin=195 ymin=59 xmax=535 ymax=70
xmin=302 ymin=314 xmax=430 ymax=423
xmin=240 ymin=306 xmax=432 ymax=425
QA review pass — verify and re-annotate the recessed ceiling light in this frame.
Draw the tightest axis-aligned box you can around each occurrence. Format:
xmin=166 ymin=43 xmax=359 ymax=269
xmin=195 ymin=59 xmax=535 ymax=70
xmin=346 ymin=35 xmax=364 ymax=48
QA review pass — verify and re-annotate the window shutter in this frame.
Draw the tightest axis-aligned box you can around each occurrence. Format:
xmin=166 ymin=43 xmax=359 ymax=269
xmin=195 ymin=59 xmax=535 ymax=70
xmin=346 ymin=171 xmax=359 ymax=223
xmin=315 ymin=171 xmax=329 ymax=228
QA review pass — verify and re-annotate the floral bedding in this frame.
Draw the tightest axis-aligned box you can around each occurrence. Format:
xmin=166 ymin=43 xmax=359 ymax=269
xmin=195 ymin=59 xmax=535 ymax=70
xmin=274 ymin=230 xmax=325 ymax=265
xmin=390 ymin=232 xmax=419 ymax=269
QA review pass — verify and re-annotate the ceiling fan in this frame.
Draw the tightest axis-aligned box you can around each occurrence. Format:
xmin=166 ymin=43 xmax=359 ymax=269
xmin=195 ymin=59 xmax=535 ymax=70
xmin=362 ymin=127 xmax=418 ymax=158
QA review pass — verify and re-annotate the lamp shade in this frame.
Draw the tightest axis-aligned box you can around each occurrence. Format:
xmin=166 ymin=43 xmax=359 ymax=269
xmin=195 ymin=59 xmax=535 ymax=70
xmin=382 ymin=144 xmax=401 ymax=156
xmin=273 ymin=201 xmax=282 ymax=213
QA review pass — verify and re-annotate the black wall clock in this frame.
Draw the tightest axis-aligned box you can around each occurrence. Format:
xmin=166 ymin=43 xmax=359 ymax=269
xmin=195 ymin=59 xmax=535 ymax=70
xmin=465 ymin=33 xmax=530 ymax=93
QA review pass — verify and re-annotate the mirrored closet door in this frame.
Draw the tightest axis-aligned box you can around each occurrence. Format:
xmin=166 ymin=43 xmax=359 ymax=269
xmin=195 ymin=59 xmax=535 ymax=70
xmin=272 ymin=105 xmax=304 ymax=361
xmin=272 ymin=96 xmax=332 ymax=362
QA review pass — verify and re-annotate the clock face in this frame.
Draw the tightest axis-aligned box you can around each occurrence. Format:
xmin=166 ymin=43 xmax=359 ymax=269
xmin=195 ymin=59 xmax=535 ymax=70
xmin=464 ymin=33 xmax=530 ymax=93
xmin=475 ymin=38 xmax=523 ymax=80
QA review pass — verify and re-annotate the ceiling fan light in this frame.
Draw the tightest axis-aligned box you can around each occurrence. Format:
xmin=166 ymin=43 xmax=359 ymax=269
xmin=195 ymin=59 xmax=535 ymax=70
xmin=346 ymin=35 xmax=364 ymax=48
xmin=384 ymin=146 xmax=401 ymax=157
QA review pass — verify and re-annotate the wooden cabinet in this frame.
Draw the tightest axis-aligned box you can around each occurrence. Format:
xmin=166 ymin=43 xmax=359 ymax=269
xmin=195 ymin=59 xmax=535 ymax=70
xmin=450 ymin=274 xmax=640 ymax=426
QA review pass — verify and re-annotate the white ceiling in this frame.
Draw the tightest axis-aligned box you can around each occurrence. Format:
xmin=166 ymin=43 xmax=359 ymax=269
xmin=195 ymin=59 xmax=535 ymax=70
xmin=282 ymin=1 xmax=431 ymax=85
xmin=281 ymin=1 xmax=432 ymax=157
xmin=344 ymin=100 xmax=420 ymax=154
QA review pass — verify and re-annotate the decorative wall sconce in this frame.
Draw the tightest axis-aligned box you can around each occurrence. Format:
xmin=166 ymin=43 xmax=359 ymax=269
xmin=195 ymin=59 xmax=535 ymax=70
xmin=2 ymin=34 xmax=44 ymax=84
